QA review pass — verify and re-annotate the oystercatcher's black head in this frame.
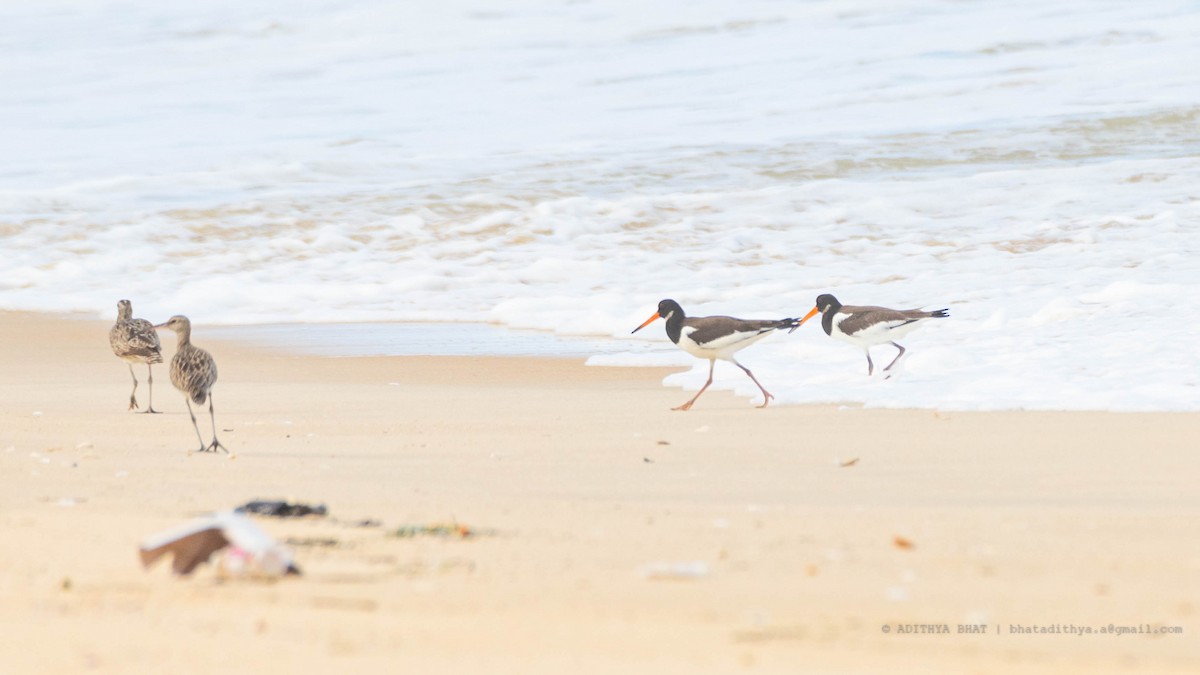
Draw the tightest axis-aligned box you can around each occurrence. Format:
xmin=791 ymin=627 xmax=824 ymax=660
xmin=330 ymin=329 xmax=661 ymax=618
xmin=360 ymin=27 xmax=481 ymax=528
xmin=815 ymin=294 xmax=840 ymax=312
xmin=632 ymin=299 xmax=684 ymax=334
xmin=799 ymin=294 xmax=841 ymax=326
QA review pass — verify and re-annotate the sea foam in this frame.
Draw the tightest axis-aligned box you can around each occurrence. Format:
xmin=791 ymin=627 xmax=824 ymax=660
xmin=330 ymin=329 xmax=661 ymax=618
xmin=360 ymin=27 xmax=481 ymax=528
xmin=2 ymin=0 xmax=1198 ymax=411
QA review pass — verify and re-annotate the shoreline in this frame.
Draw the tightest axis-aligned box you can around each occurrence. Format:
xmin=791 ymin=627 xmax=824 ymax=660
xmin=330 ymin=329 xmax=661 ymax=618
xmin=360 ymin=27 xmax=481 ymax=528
xmin=1 ymin=311 xmax=1197 ymax=673
xmin=44 ymin=311 xmax=1200 ymax=414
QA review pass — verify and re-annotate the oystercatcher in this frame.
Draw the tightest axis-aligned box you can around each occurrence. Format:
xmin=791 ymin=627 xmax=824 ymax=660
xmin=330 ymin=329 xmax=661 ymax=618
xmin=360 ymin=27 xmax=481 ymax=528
xmin=632 ymin=299 xmax=800 ymax=410
xmin=799 ymin=294 xmax=948 ymax=376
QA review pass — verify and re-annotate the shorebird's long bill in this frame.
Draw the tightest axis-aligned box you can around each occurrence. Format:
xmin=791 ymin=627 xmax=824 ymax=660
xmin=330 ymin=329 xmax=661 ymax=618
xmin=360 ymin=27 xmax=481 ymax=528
xmin=799 ymin=306 xmax=820 ymax=326
xmin=631 ymin=312 xmax=661 ymax=334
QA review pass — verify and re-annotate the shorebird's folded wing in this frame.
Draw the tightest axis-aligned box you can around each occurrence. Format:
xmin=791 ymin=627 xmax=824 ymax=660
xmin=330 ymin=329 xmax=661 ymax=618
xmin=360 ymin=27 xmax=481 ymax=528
xmin=125 ymin=319 xmax=162 ymax=351
xmin=685 ymin=317 xmax=788 ymax=349
xmin=837 ymin=306 xmax=921 ymax=336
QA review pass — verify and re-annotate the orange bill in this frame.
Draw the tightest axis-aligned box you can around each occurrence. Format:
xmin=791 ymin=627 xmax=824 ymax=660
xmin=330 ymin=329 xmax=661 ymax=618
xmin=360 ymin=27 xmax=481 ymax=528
xmin=799 ymin=306 xmax=820 ymax=326
xmin=631 ymin=311 xmax=661 ymax=334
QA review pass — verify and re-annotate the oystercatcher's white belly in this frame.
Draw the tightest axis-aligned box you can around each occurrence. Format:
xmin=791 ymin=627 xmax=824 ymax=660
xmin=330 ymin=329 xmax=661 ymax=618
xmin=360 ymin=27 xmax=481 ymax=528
xmin=678 ymin=326 xmax=774 ymax=361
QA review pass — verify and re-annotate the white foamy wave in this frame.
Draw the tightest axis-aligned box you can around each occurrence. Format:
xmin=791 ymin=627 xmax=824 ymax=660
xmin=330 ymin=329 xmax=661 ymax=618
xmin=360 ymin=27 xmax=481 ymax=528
xmin=3 ymin=0 xmax=1199 ymax=411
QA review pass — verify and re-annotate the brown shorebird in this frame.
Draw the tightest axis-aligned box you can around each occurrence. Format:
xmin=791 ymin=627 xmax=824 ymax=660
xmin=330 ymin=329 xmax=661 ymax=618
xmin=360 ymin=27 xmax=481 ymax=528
xmin=799 ymin=293 xmax=949 ymax=376
xmin=109 ymin=299 xmax=163 ymax=413
xmin=155 ymin=315 xmax=227 ymax=453
xmin=632 ymin=299 xmax=800 ymax=410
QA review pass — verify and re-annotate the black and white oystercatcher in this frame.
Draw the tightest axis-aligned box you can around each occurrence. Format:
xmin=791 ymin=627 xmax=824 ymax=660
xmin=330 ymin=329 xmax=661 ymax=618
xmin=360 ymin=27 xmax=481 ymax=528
xmin=632 ymin=299 xmax=800 ymax=410
xmin=799 ymin=294 xmax=948 ymax=376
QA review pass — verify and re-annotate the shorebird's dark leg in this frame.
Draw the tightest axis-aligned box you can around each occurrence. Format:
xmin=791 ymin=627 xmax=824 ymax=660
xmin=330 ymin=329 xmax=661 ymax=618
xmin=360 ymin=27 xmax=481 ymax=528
xmin=206 ymin=394 xmax=229 ymax=454
xmin=127 ymin=365 xmax=139 ymax=410
xmin=141 ymin=365 xmax=161 ymax=414
xmin=184 ymin=399 xmax=207 ymax=453
xmin=733 ymin=359 xmax=773 ymax=408
xmin=674 ymin=359 xmax=715 ymax=411
xmin=865 ymin=350 xmax=875 ymax=376
xmin=883 ymin=342 xmax=906 ymax=373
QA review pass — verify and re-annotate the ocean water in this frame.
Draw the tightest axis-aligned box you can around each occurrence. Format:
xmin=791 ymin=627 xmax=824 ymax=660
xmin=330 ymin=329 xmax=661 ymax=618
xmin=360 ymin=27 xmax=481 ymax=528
xmin=203 ymin=322 xmax=651 ymax=358
xmin=3 ymin=0 xmax=1198 ymax=410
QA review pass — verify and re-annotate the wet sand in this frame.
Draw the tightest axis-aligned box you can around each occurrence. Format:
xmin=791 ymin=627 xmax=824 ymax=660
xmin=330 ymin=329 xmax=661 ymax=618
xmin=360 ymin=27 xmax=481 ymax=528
xmin=1 ymin=311 xmax=1196 ymax=673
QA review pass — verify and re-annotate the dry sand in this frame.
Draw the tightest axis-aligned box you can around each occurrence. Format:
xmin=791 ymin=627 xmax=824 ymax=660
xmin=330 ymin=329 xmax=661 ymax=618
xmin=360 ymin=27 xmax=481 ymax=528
xmin=1 ymin=311 xmax=1196 ymax=674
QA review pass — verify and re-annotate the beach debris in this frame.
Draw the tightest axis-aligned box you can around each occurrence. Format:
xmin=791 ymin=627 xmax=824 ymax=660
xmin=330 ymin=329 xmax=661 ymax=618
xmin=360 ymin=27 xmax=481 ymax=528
xmin=341 ymin=518 xmax=382 ymax=528
xmin=643 ymin=457 xmax=654 ymax=463
xmin=235 ymin=499 xmax=328 ymax=518
xmin=390 ymin=522 xmax=488 ymax=539
xmin=285 ymin=537 xmax=339 ymax=548
xmin=893 ymin=535 xmax=916 ymax=550
xmin=140 ymin=511 xmax=300 ymax=578
xmin=840 ymin=457 xmax=859 ymax=467
xmin=656 ymin=440 xmax=670 ymax=446
xmin=642 ymin=560 xmax=710 ymax=581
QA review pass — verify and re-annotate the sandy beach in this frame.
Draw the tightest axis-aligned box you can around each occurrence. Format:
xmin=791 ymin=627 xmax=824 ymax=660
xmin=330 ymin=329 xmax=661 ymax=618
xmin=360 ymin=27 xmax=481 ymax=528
xmin=0 ymin=311 xmax=1196 ymax=674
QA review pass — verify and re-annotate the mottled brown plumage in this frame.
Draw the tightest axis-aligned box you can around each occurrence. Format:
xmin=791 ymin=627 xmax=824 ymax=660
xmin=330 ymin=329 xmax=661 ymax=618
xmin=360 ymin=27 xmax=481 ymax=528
xmin=155 ymin=315 xmax=227 ymax=453
xmin=109 ymin=299 xmax=163 ymax=413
